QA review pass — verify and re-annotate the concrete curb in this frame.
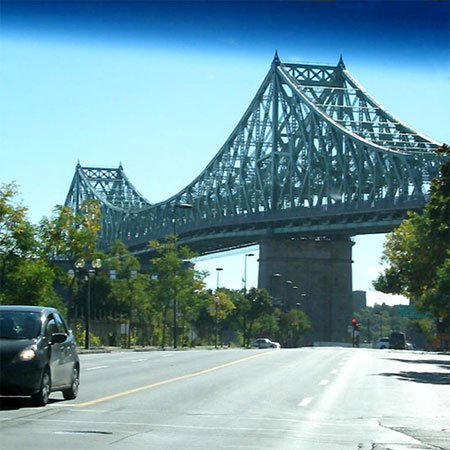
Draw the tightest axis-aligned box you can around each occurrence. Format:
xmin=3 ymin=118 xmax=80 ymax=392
xmin=76 ymin=345 xmax=230 ymax=354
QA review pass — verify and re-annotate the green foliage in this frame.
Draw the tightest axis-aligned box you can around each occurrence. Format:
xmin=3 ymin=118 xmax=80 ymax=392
xmin=354 ymin=304 xmax=433 ymax=348
xmin=208 ymin=291 xmax=235 ymax=322
xmin=73 ymin=323 xmax=101 ymax=348
xmin=147 ymin=236 xmax=207 ymax=347
xmin=39 ymin=201 xmax=102 ymax=264
xmin=39 ymin=200 xmax=103 ymax=321
xmin=374 ymin=144 xmax=450 ymax=336
xmin=0 ymin=183 xmax=59 ymax=306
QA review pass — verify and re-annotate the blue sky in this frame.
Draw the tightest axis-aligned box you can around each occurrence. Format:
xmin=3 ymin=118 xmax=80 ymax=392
xmin=1 ymin=1 xmax=449 ymax=305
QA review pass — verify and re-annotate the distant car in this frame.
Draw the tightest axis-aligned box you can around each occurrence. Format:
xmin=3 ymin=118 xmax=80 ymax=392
xmin=0 ymin=306 xmax=80 ymax=406
xmin=375 ymin=337 xmax=390 ymax=349
xmin=250 ymin=338 xmax=281 ymax=349
xmin=389 ymin=332 xmax=406 ymax=350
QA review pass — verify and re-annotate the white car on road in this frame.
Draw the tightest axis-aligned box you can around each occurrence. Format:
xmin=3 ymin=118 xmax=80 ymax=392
xmin=375 ymin=337 xmax=390 ymax=349
xmin=250 ymin=338 xmax=281 ymax=349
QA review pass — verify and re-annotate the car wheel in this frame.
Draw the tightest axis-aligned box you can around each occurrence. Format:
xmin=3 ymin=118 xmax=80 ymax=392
xmin=63 ymin=366 xmax=80 ymax=400
xmin=31 ymin=369 xmax=51 ymax=407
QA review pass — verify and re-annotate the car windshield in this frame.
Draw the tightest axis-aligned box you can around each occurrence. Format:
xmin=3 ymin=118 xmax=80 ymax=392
xmin=0 ymin=311 xmax=41 ymax=339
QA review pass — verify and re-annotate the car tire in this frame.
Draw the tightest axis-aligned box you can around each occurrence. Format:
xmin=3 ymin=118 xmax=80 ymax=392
xmin=63 ymin=366 xmax=79 ymax=400
xmin=31 ymin=369 xmax=51 ymax=407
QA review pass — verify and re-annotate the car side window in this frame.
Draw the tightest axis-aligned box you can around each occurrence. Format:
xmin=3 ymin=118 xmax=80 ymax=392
xmin=44 ymin=316 xmax=60 ymax=341
xmin=54 ymin=313 xmax=68 ymax=334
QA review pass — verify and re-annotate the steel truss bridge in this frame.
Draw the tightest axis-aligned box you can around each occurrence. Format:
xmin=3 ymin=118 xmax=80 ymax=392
xmin=66 ymin=54 xmax=441 ymax=255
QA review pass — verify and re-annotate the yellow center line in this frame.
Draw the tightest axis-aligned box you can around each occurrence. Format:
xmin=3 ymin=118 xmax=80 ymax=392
xmin=76 ymin=350 xmax=275 ymax=408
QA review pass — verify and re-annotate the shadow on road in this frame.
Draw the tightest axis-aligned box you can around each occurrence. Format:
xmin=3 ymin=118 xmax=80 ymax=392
xmin=378 ymin=370 xmax=450 ymax=385
xmin=385 ymin=358 xmax=450 ymax=371
xmin=0 ymin=397 xmax=63 ymax=410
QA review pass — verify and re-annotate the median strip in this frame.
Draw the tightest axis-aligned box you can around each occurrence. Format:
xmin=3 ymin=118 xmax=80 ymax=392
xmin=76 ymin=351 xmax=275 ymax=408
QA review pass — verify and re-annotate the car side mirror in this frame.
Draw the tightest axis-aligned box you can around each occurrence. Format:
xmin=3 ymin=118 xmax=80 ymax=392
xmin=51 ymin=333 xmax=67 ymax=344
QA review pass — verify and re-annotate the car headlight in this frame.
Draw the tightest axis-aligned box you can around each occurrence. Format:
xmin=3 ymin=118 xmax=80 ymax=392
xmin=19 ymin=348 xmax=36 ymax=361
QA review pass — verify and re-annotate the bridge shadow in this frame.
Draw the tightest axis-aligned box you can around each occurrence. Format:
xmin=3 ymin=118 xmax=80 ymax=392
xmin=385 ymin=357 xmax=450 ymax=371
xmin=377 ymin=370 xmax=450 ymax=385
xmin=0 ymin=396 xmax=64 ymax=410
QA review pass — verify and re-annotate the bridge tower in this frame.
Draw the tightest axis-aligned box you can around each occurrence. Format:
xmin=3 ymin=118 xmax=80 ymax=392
xmin=258 ymin=237 xmax=353 ymax=343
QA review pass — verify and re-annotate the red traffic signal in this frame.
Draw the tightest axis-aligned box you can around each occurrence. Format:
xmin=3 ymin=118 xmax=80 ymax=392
xmin=351 ymin=318 xmax=356 ymax=325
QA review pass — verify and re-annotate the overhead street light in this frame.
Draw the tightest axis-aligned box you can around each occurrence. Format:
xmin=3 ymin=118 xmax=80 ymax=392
xmin=216 ymin=267 xmax=223 ymax=290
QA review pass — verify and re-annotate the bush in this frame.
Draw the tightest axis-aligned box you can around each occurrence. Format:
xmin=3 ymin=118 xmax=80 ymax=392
xmin=73 ymin=323 xmax=101 ymax=347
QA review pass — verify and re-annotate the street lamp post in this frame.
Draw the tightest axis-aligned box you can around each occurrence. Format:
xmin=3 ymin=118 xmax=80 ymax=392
xmin=243 ymin=253 xmax=254 ymax=291
xmin=376 ymin=311 xmax=383 ymax=337
xmin=214 ymin=296 xmax=220 ymax=349
xmin=292 ymin=286 xmax=298 ymax=309
xmin=74 ymin=257 xmax=102 ymax=350
xmin=284 ymin=280 xmax=292 ymax=312
xmin=171 ymin=203 xmax=192 ymax=349
xmin=215 ymin=268 xmax=223 ymax=349
xmin=272 ymin=273 xmax=281 ymax=306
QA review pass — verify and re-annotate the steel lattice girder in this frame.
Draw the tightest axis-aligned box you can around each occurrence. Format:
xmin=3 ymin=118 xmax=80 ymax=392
xmin=65 ymin=55 xmax=442 ymax=253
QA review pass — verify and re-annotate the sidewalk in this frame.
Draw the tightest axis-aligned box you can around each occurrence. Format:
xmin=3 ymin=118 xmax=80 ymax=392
xmin=76 ymin=345 xmax=219 ymax=354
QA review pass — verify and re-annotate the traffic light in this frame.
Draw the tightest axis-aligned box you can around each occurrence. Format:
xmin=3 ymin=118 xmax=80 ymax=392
xmin=351 ymin=319 xmax=360 ymax=347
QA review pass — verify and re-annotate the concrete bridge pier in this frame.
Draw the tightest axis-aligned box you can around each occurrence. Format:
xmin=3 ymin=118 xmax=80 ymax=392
xmin=258 ymin=236 xmax=354 ymax=343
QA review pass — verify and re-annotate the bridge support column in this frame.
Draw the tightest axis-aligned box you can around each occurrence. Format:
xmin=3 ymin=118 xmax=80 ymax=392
xmin=258 ymin=237 xmax=354 ymax=344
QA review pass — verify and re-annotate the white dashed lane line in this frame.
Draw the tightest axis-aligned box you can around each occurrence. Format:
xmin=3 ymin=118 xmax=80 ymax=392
xmin=319 ymin=379 xmax=329 ymax=386
xmin=330 ymin=369 xmax=339 ymax=375
xmin=86 ymin=365 xmax=109 ymax=371
xmin=131 ymin=358 xmax=147 ymax=362
xmin=298 ymin=397 xmax=313 ymax=407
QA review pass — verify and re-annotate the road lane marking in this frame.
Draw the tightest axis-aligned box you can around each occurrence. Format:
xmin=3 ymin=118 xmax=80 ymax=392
xmin=298 ymin=397 xmax=313 ymax=407
xmin=330 ymin=369 xmax=338 ymax=375
xmin=319 ymin=379 xmax=329 ymax=386
xmin=76 ymin=351 xmax=276 ymax=408
xmin=338 ymin=362 xmax=345 ymax=366
xmin=131 ymin=359 xmax=147 ymax=362
xmin=86 ymin=365 xmax=109 ymax=371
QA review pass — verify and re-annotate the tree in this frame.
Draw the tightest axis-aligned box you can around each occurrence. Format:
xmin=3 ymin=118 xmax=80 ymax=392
xmin=208 ymin=290 xmax=235 ymax=346
xmin=148 ymin=236 xmax=206 ymax=348
xmin=285 ymin=309 xmax=311 ymax=347
xmin=243 ymin=287 xmax=273 ymax=346
xmin=374 ymin=145 xmax=450 ymax=344
xmin=39 ymin=201 xmax=102 ymax=265
xmin=39 ymin=200 xmax=103 ymax=320
xmin=0 ymin=183 xmax=60 ymax=307
xmin=106 ymin=241 xmax=150 ymax=347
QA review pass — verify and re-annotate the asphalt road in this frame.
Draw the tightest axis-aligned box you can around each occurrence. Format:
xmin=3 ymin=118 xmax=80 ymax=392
xmin=1 ymin=347 xmax=449 ymax=449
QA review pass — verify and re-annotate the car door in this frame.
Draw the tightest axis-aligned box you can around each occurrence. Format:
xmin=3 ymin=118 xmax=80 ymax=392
xmin=54 ymin=312 xmax=75 ymax=384
xmin=43 ymin=315 xmax=64 ymax=387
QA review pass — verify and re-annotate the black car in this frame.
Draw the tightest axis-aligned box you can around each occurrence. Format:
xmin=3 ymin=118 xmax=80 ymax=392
xmin=0 ymin=306 xmax=80 ymax=406
xmin=389 ymin=331 xmax=407 ymax=350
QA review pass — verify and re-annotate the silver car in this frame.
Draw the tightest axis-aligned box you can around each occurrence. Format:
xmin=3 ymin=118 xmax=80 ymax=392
xmin=250 ymin=338 xmax=281 ymax=349
xmin=375 ymin=337 xmax=390 ymax=349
